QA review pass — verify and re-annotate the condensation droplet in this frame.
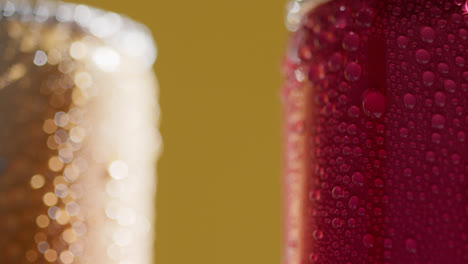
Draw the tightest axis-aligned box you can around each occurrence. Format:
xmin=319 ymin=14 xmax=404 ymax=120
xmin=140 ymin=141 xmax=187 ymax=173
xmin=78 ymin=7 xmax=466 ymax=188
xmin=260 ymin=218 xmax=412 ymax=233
xmin=43 ymin=192 xmax=58 ymax=206
xmin=44 ymin=249 xmax=58 ymax=262
xmin=405 ymin=238 xmax=418 ymax=253
xmin=404 ymin=168 xmax=413 ymax=177
xmin=384 ymin=238 xmax=393 ymax=249
xmin=345 ymin=62 xmax=362 ymax=82
xmin=55 ymin=184 xmax=69 ymax=198
xmin=349 ymin=196 xmax=359 ymax=210
xmin=38 ymin=241 xmax=50 ymax=253
xmin=352 ymin=172 xmax=364 ymax=186
xmin=332 ymin=217 xmax=342 ymax=229
xmin=437 ymin=62 xmax=450 ymax=74
xmin=434 ymin=91 xmax=447 ymax=107
xmin=455 ymin=56 xmax=465 ymax=67
xmin=397 ymin=35 xmax=409 ymax=49
xmin=403 ymin=93 xmax=417 ymax=109
xmin=426 ymin=151 xmax=436 ymax=162
xmin=400 ymin=127 xmax=409 ymax=138
xmin=92 ymin=47 xmax=120 ymax=72
xmin=343 ymin=32 xmax=360 ymax=51
xmin=62 ymin=229 xmax=77 ymax=244
xmin=329 ymin=52 xmax=343 ymax=72
xmin=451 ymin=153 xmax=461 ymax=165
xmin=420 ymin=26 xmax=436 ymax=43
xmin=33 ymin=50 xmax=48 ymax=66
xmin=422 ymin=71 xmax=435 ymax=87
xmin=457 ymin=131 xmax=466 ymax=142
xmin=415 ymin=49 xmax=431 ymax=64
xmin=70 ymin=41 xmax=88 ymax=59
xmin=362 ymin=90 xmax=386 ymax=119
xmin=313 ymin=229 xmax=324 ymax=240
xmin=347 ymin=105 xmax=361 ymax=118
xmin=36 ymin=214 xmax=50 ymax=228
xmin=444 ymin=79 xmax=457 ymax=93
xmin=454 ymin=0 xmax=465 ymax=6
xmin=356 ymin=7 xmax=375 ymax=28
xmin=363 ymin=234 xmax=375 ymax=248
xmin=432 ymin=132 xmax=442 ymax=143
xmin=432 ymin=114 xmax=446 ymax=129
xmin=108 ymin=160 xmax=129 ymax=180
xmin=332 ymin=186 xmax=344 ymax=199
xmin=59 ymin=251 xmax=74 ymax=264
xmin=30 ymin=174 xmax=46 ymax=189
xmin=309 ymin=253 xmax=319 ymax=263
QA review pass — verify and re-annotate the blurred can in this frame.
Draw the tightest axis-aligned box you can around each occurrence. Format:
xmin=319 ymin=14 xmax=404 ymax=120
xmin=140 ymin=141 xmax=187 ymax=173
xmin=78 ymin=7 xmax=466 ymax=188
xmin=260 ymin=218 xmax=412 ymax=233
xmin=0 ymin=1 xmax=160 ymax=263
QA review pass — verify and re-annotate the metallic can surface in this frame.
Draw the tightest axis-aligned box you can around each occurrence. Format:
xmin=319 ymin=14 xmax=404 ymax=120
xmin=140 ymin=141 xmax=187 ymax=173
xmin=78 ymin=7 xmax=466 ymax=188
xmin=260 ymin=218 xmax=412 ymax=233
xmin=0 ymin=1 xmax=160 ymax=263
xmin=283 ymin=0 xmax=468 ymax=263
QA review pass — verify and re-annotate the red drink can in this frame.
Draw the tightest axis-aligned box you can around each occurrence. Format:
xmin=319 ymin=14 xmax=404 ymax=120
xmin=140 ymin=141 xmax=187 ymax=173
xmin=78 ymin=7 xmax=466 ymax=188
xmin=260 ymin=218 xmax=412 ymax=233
xmin=283 ymin=1 xmax=468 ymax=263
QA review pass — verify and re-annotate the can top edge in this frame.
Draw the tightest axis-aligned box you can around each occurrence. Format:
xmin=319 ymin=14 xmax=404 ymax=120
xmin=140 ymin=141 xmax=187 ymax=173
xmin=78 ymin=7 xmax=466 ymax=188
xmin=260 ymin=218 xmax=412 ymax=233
xmin=0 ymin=0 xmax=157 ymax=67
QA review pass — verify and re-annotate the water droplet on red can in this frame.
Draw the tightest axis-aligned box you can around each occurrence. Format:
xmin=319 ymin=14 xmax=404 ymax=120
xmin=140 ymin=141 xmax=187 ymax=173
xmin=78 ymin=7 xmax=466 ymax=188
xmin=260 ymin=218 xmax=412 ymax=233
xmin=462 ymin=1 xmax=468 ymax=13
xmin=349 ymin=196 xmax=359 ymax=210
xmin=363 ymin=234 xmax=375 ymax=248
xmin=313 ymin=229 xmax=324 ymax=240
xmin=345 ymin=62 xmax=362 ymax=82
xmin=403 ymin=93 xmax=417 ymax=109
xmin=405 ymin=238 xmax=418 ymax=253
xmin=422 ymin=71 xmax=435 ymax=87
xmin=348 ymin=105 xmax=361 ymax=118
xmin=397 ymin=35 xmax=409 ymax=49
xmin=328 ymin=52 xmax=343 ymax=72
xmin=415 ymin=49 xmax=431 ymax=64
xmin=432 ymin=114 xmax=446 ymax=129
xmin=332 ymin=218 xmax=342 ymax=229
xmin=421 ymin=26 xmax=436 ymax=43
xmin=362 ymin=90 xmax=387 ymax=119
xmin=332 ymin=186 xmax=344 ymax=199
xmin=356 ymin=7 xmax=375 ymax=28
xmin=434 ymin=91 xmax=447 ymax=107
xmin=444 ymin=79 xmax=457 ymax=93
xmin=343 ymin=32 xmax=360 ymax=51
xmin=352 ymin=172 xmax=364 ymax=186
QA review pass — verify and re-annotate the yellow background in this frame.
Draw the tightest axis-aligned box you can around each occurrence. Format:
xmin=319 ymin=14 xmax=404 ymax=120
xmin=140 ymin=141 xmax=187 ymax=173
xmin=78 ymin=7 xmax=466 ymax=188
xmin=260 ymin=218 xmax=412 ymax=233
xmin=70 ymin=0 xmax=288 ymax=263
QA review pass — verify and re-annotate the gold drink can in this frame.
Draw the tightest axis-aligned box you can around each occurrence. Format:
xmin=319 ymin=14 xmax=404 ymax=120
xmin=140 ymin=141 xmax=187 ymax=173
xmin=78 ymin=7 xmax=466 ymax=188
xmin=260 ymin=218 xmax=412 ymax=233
xmin=0 ymin=1 xmax=161 ymax=264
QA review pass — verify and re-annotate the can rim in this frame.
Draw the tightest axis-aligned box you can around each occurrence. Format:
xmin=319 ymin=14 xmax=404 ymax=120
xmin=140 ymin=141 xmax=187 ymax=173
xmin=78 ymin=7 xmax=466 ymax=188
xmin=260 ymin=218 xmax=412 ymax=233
xmin=0 ymin=0 xmax=157 ymax=67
